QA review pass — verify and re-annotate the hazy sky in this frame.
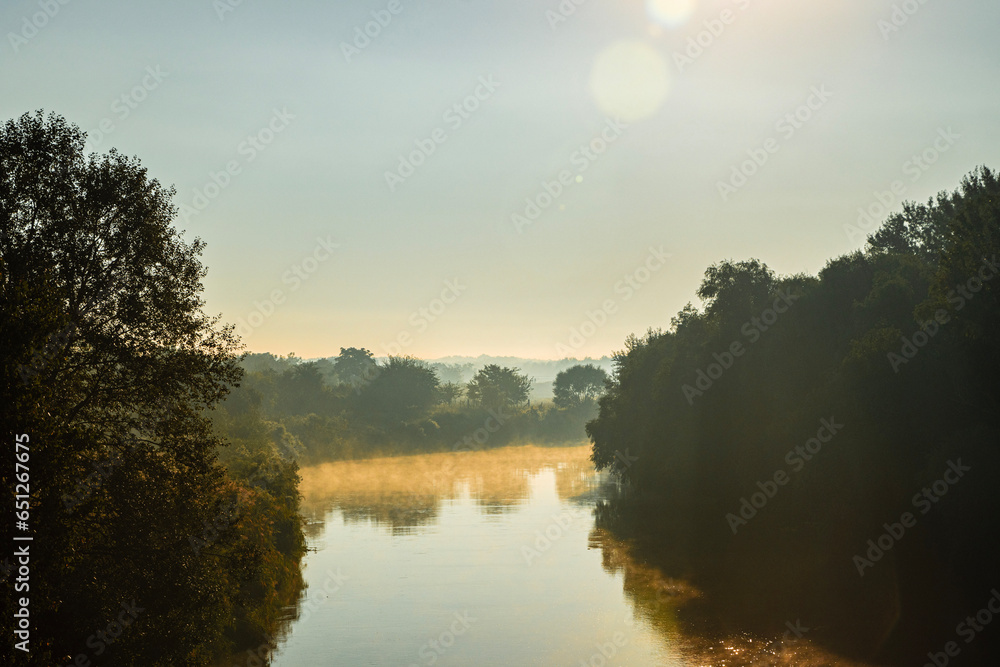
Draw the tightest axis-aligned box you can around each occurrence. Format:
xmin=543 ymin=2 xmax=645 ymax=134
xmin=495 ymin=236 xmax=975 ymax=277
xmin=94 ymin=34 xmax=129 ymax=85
xmin=3 ymin=0 xmax=998 ymax=359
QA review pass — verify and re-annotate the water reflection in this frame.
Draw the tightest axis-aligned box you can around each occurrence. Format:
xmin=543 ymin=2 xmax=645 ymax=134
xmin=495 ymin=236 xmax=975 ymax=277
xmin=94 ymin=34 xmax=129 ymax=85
xmin=264 ymin=445 xmax=880 ymax=666
xmin=591 ymin=526 xmax=877 ymax=666
xmin=297 ymin=445 xmax=602 ymax=533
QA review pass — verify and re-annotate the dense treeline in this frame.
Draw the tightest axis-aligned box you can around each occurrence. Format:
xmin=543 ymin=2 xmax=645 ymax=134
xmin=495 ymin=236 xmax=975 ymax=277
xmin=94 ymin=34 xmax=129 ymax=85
xmin=1 ymin=113 xmax=304 ymax=665
xmin=588 ymin=167 xmax=1000 ymax=662
xmin=215 ymin=350 xmax=607 ymax=464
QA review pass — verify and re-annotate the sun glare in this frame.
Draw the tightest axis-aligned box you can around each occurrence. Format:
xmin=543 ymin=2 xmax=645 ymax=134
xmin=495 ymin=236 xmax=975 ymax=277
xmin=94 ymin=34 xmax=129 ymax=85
xmin=646 ymin=0 xmax=698 ymax=28
xmin=589 ymin=40 xmax=671 ymax=122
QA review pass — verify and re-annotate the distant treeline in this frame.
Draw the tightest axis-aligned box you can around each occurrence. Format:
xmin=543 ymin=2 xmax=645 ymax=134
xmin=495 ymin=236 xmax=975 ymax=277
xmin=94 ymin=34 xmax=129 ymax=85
xmin=420 ymin=356 xmax=615 ymax=400
xmin=214 ymin=352 xmax=610 ymax=465
xmin=587 ymin=167 xmax=1000 ymax=663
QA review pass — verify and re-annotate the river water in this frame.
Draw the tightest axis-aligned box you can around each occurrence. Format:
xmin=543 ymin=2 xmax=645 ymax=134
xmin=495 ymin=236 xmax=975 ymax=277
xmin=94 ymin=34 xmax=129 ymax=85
xmin=266 ymin=445 xmax=869 ymax=667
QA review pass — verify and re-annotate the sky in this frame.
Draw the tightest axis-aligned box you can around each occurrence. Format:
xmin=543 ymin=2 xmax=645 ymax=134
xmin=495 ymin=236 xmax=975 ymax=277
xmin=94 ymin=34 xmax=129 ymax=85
xmin=2 ymin=0 xmax=998 ymax=360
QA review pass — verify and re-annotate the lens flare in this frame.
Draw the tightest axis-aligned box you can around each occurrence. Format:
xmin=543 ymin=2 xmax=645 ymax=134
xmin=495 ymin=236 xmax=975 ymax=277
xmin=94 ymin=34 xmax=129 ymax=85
xmin=589 ymin=40 xmax=670 ymax=123
xmin=646 ymin=0 xmax=697 ymax=27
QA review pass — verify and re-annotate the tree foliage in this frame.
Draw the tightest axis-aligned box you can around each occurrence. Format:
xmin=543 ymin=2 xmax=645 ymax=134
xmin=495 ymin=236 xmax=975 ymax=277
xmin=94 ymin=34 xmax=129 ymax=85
xmin=466 ymin=365 xmax=532 ymax=411
xmin=586 ymin=166 xmax=1000 ymax=661
xmin=357 ymin=356 xmax=440 ymax=424
xmin=552 ymin=364 xmax=609 ymax=408
xmin=332 ymin=346 xmax=377 ymax=388
xmin=0 ymin=111 xmax=303 ymax=665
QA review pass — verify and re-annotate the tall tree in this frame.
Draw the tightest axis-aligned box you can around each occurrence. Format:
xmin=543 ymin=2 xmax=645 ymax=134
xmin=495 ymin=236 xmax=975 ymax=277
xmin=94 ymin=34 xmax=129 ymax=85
xmin=275 ymin=361 xmax=332 ymax=415
xmin=553 ymin=364 xmax=609 ymax=408
xmin=1 ymin=111 xmax=299 ymax=665
xmin=357 ymin=356 xmax=439 ymax=423
xmin=438 ymin=381 xmax=464 ymax=405
xmin=466 ymin=365 xmax=532 ymax=411
xmin=333 ymin=346 xmax=377 ymax=388
xmin=586 ymin=167 xmax=1000 ymax=662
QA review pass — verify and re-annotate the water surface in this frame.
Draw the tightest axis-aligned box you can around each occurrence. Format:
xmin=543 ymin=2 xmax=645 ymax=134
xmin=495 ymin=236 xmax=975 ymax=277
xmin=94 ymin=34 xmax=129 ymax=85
xmin=268 ymin=445 xmax=870 ymax=666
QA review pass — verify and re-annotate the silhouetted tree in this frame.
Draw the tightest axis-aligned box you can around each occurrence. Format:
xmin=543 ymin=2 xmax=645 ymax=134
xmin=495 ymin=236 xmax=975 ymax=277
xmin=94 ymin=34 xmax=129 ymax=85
xmin=333 ymin=346 xmax=377 ymax=388
xmin=466 ymin=365 xmax=532 ymax=411
xmin=357 ymin=356 xmax=439 ymax=423
xmin=586 ymin=167 xmax=1000 ymax=663
xmin=438 ymin=381 xmax=464 ymax=405
xmin=0 ymin=111 xmax=301 ymax=665
xmin=275 ymin=361 xmax=332 ymax=415
xmin=553 ymin=364 xmax=609 ymax=408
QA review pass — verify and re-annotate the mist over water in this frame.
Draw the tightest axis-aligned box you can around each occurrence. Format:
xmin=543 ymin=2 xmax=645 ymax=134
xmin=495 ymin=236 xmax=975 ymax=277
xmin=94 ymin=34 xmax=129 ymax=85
xmin=268 ymin=446 xmax=876 ymax=667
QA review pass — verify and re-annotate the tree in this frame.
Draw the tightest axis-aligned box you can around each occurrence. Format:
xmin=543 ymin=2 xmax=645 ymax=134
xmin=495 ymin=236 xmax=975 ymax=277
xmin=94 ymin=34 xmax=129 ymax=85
xmin=466 ymin=365 xmax=532 ymax=411
xmin=438 ymin=381 xmax=464 ymax=405
xmin=242 ymin=351 xmax=300 ymax=375
xmin=0 ymin=111 xmax=299 ymax=664
xmin=697 ymin=259 xmax=776 ymax=330
xmin=357 ymin=356 xmax=439 ymax=423
xmin=275 ymin=361 xmax=332 ymax=415
xmin=333 ymin=346 xmax=377 ymax=389
xmin=584 ymin=168 xmax=1000 ymax=662
xmin=553 ymin=364 xmax=609 ymax=408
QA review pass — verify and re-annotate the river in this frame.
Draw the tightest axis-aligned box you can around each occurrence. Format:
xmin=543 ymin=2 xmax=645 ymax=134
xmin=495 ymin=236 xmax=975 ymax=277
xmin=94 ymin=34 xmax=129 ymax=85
xmin=263 ymin=445 xmax=871 ymax=666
